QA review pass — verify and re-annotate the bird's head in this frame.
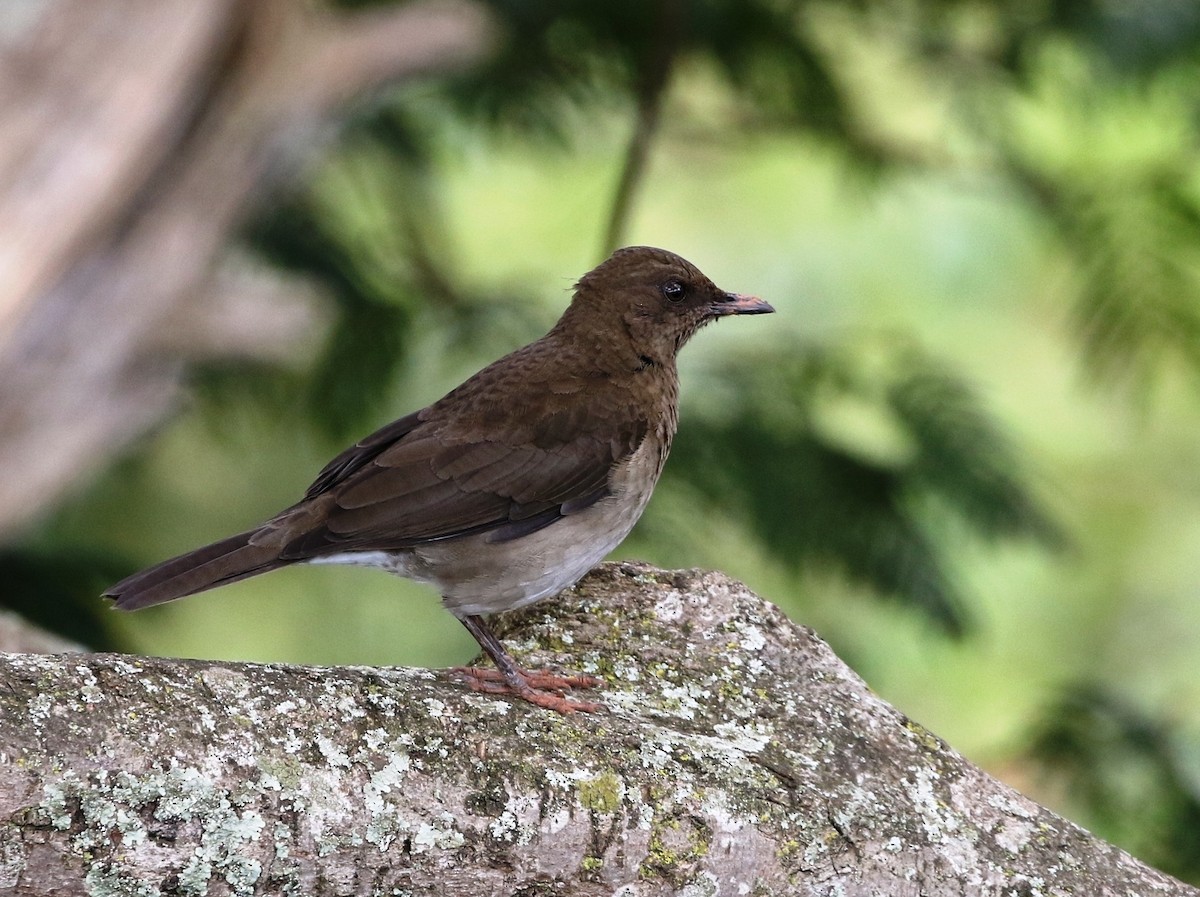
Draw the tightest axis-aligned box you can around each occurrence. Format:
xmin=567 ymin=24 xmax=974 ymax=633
xmin=564 ymin=246 xmax=774 ymax=367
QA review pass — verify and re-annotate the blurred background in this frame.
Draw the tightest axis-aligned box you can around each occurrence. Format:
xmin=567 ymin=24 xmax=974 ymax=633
xmin=3 ymin=0 xmax=1200 ymax=881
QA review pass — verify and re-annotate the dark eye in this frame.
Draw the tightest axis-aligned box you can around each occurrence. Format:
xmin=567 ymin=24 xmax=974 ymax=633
xmin=661 ymin=279 xmax=686 ymax=302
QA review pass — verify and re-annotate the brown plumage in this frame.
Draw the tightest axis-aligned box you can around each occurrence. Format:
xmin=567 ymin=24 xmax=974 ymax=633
xmin=105 ymin=246 xmax=774 ymax=712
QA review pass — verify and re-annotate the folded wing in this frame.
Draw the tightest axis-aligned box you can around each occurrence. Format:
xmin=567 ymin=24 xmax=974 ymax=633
xmin=279 ymin=409 xmax=648 ymax=558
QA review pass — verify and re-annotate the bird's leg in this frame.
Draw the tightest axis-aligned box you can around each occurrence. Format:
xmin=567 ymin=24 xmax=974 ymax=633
xmin=452 ymin=614 xmax=602 ymax=713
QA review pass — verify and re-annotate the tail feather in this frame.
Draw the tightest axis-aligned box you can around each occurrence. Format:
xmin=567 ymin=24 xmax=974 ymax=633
xmin=104 ymin=529 xmax=289 ymax=611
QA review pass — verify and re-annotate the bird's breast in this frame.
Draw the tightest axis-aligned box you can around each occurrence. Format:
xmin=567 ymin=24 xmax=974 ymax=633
xmin=418 ymin=429 xmax=671 ymax=618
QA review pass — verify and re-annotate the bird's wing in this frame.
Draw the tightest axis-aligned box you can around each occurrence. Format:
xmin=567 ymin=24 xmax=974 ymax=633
xmin=302 ymin=410 xmax=425 ymax=499
xmin=278 ymin=406 xmax=649 ymax=558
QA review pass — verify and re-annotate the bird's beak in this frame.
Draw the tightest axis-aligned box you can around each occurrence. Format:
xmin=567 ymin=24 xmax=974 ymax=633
xmin=710 ymin=292 xmax=775 ymax=317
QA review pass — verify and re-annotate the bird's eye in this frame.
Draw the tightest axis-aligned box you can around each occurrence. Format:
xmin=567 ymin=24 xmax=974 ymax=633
xmin=661 ymin=279 xmax=686 ymax=302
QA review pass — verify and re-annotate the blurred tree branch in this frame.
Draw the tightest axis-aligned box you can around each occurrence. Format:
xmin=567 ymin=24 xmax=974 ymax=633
xmin=0 ymin=608 xmax=83 ymax=654
xmin=2 ymin=564 xmax=1194 ymax=895
xmin=0 ymin=0 xmax=492 ymax=539
xmin=600 ymin=0 xmax=683 ymax=255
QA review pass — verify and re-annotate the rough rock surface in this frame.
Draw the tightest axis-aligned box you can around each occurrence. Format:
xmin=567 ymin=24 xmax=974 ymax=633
xmin=0 ymin=562 xmax=1194 ymax=895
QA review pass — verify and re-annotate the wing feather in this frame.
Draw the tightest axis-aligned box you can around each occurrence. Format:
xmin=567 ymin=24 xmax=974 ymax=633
xmin=278 ymin=402 xmax=649 ymax=559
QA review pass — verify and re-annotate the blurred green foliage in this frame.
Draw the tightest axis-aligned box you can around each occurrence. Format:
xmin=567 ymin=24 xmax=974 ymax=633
xmin=0 ymin=547 xmax=126 ymax=649
xmin=12 ymin=0 xmax=1200 ymax=882
xmin=672 ymin=338 xmax=1063 ymax=635
xmin=1031 ymin=685 xmax=1200 ymax=882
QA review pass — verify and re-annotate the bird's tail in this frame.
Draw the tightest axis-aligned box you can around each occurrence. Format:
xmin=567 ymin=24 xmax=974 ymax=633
xmin=104 ymin=529 xmax=290 ymax=611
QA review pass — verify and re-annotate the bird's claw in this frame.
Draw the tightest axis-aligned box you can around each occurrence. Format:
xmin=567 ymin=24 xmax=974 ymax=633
xmin=451 ymin=665 xmax=603 ymax=713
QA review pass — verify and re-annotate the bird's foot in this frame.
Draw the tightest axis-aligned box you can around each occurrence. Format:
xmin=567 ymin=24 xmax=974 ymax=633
xmin=451 ymin=665 xmax=603 ymax=713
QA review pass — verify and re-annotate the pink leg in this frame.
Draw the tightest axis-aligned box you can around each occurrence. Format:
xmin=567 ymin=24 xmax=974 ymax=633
xmin=452 ymin=615 xmax=603 ymax=714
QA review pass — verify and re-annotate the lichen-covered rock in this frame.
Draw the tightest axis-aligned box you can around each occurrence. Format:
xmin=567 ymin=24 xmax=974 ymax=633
xmin=0 ymin=562 xmax=1194 ymax=896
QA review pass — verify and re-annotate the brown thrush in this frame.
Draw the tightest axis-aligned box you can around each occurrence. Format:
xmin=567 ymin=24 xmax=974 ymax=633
xmin=105 ymin=246 xmax=774 ymax=712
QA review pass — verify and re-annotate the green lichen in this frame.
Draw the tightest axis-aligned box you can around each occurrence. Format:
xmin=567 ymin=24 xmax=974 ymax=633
xmin=904 ymin=719 xmax=945 ymax=753
xmin=577 ymin=772 xmax=622 ymax=816
xmin=776 ymin=838 xmax=803 ymax=864
xmin=83 ymin=863 xmax=157 ymax=897
xmin=36 ymin=764 xmax=272 ymax=897
xmin=639 ymin=814 xmax=712 ymax=884
xmin=641 ymin=825 xmax=683 ymax=880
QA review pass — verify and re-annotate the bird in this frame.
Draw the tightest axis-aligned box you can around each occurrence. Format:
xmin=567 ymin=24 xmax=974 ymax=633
xmin=104 ymin=246 xmax=774 ymax=712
